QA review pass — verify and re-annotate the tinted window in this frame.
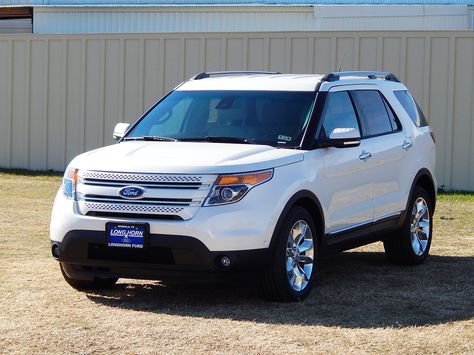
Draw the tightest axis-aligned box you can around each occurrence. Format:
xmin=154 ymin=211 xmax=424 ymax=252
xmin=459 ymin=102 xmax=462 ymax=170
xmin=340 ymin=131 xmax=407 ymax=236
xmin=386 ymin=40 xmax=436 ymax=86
xmin=383 ymin=98 xmax=402 ymax=131
xmin=351 ymin=90 xmax=395 ymax=137
xmin=127 ymin=90 xmax=315 ymax=147
xmin=394 ymin=90 xmax=428 ymax=127
xmin=321 ymin=91 xmax=361 ymax=138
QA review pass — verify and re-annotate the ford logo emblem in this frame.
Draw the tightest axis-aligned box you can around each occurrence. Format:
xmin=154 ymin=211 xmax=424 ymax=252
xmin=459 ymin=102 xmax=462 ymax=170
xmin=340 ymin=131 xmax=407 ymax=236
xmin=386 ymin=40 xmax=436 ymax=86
xmin=118 ymin=186 xmax=146 ymax=199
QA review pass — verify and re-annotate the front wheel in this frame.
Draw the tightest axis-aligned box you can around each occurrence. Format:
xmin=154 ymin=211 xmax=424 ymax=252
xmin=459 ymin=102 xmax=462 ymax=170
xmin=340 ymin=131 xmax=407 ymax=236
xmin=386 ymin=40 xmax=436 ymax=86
xmin=263 ymin=206 xmax=318 ymax=302
xmin=384 ymin=186 xmax=433 ymax=265
xmin=60 ymin=263 xmax=118 ymax=291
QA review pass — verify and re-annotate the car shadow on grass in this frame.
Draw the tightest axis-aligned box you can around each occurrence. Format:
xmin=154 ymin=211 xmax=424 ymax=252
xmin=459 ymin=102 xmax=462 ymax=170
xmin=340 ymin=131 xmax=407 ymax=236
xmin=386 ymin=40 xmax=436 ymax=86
xmin=86 ymin=251 xmax=474 ymax=328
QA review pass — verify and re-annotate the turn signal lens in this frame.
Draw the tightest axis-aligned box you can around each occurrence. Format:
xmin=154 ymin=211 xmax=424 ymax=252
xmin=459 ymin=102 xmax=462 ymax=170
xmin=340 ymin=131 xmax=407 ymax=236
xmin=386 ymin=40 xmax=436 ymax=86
xmin=216 ymin=171 xmax=273 ymax=186
xmin=63 ymin=166 xmax=78 ymax=200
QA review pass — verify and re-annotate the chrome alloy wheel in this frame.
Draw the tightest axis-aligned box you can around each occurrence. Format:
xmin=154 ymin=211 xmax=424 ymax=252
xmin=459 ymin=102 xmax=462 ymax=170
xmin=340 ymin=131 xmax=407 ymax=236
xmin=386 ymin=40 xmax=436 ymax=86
xmin=286 ymin=220 xmax=314 ymax=292
xmin=410 ymin=197 xmax=431 ymax=256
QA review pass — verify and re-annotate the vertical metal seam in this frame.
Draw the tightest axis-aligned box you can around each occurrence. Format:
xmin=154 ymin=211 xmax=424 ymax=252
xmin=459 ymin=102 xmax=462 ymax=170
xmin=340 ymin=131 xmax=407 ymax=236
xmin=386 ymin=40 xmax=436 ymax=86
xmin=377 ymin=36 xmax=383 ymax=71
xmin=469 ymin=37 xmax=474 ymax=187
xmin=400 ymin=36 xmax=407 ymax=82
xmin=62 ymin=39 xmax=68 ymax=170
xmin=330 ymin=36 xmax=336 ymax=72
xmin=199 ymin=37 xmax=205 ymax=73
xmin=285 ymin=36 xmax=291 ymax=73
xmin=100 ymin=38 xmax=106 ymax=148
xmin=80 ymin=38 xmax=86 ymax=152
xmin=353 ymin=36 xmax=360 ymax=71
xmin=159 ymin=37 xmax=166 ymax=97
xmin=221 ymin=37 xmax=226 ymax=71
xmin=44 ymin=40 xmax=50 ymax=169
xmin=8 ymin=40 xmax=13 ymax=168
xmin=308 ymin=35 xmax=314 ymax=73
xmin=139 ymin=37 xmax=146 ymax=112
xmin=179 ymin=37 xmax=185 ymax=82
xmin=242 ymin=36 xmax=248 ymax=70
xmin=120 ymin=38 xmax=126 ymax=123
xmin=445 ymin=35 xmax=456 ymax=189
xmin=422 ymin=35 xmax=431 ymax=118
xmin=264 ymin=37 xmax=269 ymax=71
xmin=25 ymin=40 xmax=31 ymax=169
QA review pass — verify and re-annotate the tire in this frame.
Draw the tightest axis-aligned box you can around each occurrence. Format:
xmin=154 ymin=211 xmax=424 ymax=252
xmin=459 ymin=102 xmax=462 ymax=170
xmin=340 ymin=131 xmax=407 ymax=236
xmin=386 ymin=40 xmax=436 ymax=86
xmin=384 ymin=186 xmax=433 ymax=265
xmin=60 ymin=263 xmax=118 ymax=291
xmin=263 ymin=206 xmax=318 ymax=302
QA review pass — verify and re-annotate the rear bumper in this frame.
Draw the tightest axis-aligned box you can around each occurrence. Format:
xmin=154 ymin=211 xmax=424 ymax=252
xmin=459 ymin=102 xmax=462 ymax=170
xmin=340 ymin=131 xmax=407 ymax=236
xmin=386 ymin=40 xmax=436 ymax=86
xmin=53 ymin=230 xmax=270 ymax=281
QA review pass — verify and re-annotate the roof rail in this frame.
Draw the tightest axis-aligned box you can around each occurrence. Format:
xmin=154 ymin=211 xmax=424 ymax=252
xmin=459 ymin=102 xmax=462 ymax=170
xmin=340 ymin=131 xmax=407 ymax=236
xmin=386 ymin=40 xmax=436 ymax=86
xmin=321 ymin=71 xmax=401 ymax=83
xmin=191 ymin=71 xmax=281 ymax=80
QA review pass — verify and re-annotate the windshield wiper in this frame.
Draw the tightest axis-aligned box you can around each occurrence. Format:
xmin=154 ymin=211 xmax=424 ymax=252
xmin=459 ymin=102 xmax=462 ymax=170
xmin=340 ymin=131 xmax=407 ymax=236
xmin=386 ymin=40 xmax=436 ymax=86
xmin=123 ymin=136 xmax=178 ymax=142
xmin=180 ymin=136 xmax=251 ymax=144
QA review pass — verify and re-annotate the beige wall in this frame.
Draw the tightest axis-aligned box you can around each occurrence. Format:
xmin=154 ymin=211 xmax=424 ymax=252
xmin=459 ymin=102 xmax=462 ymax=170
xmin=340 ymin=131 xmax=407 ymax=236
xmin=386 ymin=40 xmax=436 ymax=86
xmin=0 ymin=32 xmax=473 ymax=190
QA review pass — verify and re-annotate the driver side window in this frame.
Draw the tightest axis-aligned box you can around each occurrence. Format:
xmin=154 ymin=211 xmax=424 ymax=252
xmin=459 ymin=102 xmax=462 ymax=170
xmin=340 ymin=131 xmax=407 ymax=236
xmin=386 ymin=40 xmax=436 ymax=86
xmin=321 ymin=91 xmax=361 ymax=138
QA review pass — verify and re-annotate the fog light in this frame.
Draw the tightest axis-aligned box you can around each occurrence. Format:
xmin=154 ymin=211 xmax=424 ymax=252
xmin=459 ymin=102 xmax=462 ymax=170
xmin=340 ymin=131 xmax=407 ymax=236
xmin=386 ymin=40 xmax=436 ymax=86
xmin=221 ymin=256 xmax=231 ymax=268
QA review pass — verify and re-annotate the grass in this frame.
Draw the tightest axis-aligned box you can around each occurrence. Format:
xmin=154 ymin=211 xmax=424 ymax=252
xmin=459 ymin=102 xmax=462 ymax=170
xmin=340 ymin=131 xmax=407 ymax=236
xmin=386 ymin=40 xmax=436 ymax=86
xmin=0 ymin=170 xmax=473 ymax=354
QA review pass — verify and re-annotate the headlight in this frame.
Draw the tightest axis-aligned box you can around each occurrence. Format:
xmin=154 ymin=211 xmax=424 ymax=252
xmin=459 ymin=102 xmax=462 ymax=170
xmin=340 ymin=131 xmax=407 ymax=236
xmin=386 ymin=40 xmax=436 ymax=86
xmin=62 ymin=166 xmax=78 ymax=200
xmin=204 ymin=170 xmax=273 ymax=206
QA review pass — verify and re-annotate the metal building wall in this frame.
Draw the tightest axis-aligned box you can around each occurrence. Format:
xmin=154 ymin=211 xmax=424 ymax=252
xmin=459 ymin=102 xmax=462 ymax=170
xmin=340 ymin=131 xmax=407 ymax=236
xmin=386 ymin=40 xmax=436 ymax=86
xmin=32 ymin=6 xmax=473 ymax=33
xmin=0 ymin=31 xmax=473 ymax=191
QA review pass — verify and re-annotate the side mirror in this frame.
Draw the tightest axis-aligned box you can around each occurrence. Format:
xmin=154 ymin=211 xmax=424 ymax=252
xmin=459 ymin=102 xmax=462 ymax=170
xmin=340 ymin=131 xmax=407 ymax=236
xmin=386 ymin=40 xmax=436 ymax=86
xmin=113 ymin=123 xmax=130 ymax=140
xmin=318 ymin=128 xmax=361 ymax=148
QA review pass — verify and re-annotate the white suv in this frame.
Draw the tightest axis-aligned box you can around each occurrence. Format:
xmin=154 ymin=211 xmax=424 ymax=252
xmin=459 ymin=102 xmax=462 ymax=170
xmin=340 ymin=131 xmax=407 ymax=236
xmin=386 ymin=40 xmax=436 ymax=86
xmin=50 ymin=71 xmax=437 ymax=301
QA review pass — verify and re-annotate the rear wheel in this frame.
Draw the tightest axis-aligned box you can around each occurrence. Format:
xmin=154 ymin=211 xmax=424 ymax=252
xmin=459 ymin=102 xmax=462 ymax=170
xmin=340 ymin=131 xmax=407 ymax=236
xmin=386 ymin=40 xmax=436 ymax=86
xmin=384 ymin=186 xmax=433 ymax=265
xmin=60 ymin=263 xmax=118 ymax=291
xmin=263 ymin=206 xmax=318 ymax=302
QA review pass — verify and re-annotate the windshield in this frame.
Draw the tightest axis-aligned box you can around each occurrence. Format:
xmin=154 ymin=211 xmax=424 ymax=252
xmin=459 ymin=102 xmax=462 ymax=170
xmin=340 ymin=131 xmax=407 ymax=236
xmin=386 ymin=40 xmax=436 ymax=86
xmin=126 ymin=90 xmax=316 ymax=147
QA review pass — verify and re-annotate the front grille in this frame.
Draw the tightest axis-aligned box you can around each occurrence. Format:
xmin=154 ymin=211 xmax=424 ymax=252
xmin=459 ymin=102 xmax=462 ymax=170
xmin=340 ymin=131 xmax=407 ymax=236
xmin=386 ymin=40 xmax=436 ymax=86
xmin=76 ymin=170 xmax=217 ymax=220
xmin=84 ymin=202 xmax=185 ymax=214
xmin=82 ymin=171 xmax=204 ymax=184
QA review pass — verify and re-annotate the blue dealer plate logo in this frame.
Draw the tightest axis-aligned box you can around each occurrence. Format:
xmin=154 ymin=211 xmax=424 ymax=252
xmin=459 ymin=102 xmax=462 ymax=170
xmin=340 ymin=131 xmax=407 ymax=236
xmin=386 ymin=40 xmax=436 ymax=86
xmin=107 ymin=223 xmax=147 ymax=249
xmin=119 ymin=186 xmax=146 ymax=199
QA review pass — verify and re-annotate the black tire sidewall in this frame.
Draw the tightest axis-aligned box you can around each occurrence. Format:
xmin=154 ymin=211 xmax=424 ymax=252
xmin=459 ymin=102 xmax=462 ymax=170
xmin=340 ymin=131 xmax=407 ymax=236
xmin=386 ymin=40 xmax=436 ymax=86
xmin=270 ymin=206 xmax=318 ymax=301
xmin=402 ymin=186 xmax=434 ymax=264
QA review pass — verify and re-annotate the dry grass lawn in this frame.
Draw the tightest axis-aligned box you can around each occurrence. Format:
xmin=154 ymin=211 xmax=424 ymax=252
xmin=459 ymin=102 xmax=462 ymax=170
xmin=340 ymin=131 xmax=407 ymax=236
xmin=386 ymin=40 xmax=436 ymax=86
xmin=0 ymin=170 xmax=473 ymax=354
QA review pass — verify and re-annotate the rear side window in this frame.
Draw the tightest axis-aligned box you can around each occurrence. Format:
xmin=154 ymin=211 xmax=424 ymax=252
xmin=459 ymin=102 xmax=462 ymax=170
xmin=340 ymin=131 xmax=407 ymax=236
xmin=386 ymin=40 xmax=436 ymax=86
xmin=394 ymin=90 xmax=428 ymax=127
xmin=351 ymin=90 xmax=399 ymax=137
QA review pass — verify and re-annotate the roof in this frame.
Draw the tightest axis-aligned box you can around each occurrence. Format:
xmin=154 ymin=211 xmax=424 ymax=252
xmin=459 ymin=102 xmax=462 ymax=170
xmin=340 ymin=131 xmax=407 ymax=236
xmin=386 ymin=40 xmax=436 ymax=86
xmin=3 ymin=0 xmax=474 ymax=7
xmin=177 ymin=73 xmax=324 ymax=92
xmin=174 ymin=72 xmax=406 ymax=92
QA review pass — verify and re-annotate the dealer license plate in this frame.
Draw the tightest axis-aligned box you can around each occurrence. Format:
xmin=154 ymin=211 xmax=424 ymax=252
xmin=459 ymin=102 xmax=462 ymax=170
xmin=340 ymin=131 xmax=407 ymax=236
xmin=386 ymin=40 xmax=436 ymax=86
xmin=106 ymin=223 xmax=148 ymax=249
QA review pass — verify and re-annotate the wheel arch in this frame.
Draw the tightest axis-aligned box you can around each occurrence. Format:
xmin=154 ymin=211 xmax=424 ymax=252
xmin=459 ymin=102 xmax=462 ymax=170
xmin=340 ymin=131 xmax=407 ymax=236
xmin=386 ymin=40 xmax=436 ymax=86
xmin=408 ymin=168 xmax=437 ymax=213
xmin=269 ymin=190 xmax=325 ymax=251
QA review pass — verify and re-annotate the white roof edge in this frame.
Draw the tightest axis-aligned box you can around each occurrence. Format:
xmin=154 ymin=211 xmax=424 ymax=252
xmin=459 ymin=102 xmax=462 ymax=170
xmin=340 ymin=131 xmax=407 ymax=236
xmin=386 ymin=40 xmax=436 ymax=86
xmin=177 ymin=74 xmax=325 ymax=92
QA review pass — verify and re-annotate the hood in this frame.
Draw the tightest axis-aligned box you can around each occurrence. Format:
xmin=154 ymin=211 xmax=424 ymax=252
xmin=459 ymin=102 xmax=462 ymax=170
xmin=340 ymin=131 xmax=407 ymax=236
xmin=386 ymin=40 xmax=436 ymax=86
xmin=70 ymin=141 xmax=303 ymax=174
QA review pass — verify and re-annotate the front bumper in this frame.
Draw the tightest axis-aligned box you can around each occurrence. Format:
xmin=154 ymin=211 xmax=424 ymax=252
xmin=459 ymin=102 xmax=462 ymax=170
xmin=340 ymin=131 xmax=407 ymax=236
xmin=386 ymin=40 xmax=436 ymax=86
xmin=54 ymin=230 xmax=270 ymax=281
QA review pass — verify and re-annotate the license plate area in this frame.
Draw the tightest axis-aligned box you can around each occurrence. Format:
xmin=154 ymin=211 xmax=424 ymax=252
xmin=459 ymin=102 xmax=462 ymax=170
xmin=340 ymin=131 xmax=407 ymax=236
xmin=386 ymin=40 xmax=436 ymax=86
xmin=106 ymin=222 xmax=149 ymax=249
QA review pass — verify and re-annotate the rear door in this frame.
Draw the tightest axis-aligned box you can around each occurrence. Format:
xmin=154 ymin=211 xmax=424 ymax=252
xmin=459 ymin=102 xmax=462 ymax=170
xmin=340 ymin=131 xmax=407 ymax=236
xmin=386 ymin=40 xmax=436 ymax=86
xmin=350 ymin=89 xmax=409 ymax=219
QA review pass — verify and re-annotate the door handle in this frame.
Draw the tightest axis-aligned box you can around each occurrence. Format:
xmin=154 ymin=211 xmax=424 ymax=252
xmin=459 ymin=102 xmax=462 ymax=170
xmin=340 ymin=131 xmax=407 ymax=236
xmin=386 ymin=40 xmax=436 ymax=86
xmin=359 ymin=151 xmax=372 ymax=161
xmin=402 ymin=141 xmax=413 ymax=150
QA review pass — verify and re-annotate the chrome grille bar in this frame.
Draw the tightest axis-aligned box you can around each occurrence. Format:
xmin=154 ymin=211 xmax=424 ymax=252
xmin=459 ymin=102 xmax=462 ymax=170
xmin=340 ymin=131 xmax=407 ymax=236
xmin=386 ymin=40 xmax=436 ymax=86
xmin=77 ymin=170 xmax=217 ymax=220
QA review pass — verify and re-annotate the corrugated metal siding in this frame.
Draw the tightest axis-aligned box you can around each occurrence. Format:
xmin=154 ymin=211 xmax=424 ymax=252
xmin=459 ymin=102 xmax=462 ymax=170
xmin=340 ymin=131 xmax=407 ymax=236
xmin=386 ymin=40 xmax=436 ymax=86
xmin=0 ymin=18 xmax=32 ymax=33
xmin=34 ymin=8 xmax=319 ymax=33
xmin=2 ymin=0 xmax=474 ymax=5
xmin=33 ymin=6 xmax=473 ymax=33
xmin=0 ymin=31 xmax=474 ymax=191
